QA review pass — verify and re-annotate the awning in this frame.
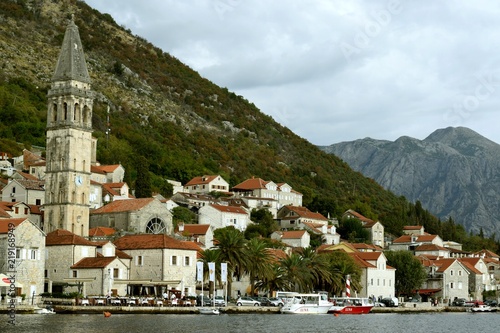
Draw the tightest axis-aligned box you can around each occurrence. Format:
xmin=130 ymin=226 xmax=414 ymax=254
xmin=414 ymin=288 xmax=441 ymax=295
xmin=63 ymin=278 xmax=96 ymax=283
xmin=113 ymin=279 xmax=181 ymax=285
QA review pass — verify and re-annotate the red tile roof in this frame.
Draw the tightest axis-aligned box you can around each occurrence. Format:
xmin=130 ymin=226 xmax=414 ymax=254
xmin=114 ymin=234 xmax=202 ymax=251
xmin=343 ymin=209 xmax=374 ymax=223
xmin=209 ymin=204 xmax=247 ymax=214
xmin=403 ymin=225 xmax=424 ymax=230
xmin=92 ymin=164 xmax=121 ymax=174
xmin=177 ymin=224 xmax=210 ymax=236
xmin=415 ymin=244 xmax=450 ymax=252
xmin=185 ymin=175 xmax=221 ymax=186
xmin=46 ymin=229 xmax=95 ymax=246
xmin=281 ymin=230 xmax=307 ymax=239
xmin=0 ymin=218 xmax=27 ymax=233
xmin=232 ymin=177 xmax=268 ymax=190
xmin=91 ymin=198 xmax=155 ymax=214
xmin=71 ymin=256 xmax=117 ymax=269
xmin=89 ymin=226 xmax=116 ymax=237
xmin=283 ymin=206 xmax=327 ymax=221
xmin=392 ymin=234 xmax=438 ymax=244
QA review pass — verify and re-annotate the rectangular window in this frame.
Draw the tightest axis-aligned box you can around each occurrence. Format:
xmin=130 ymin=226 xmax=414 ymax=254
xmin=72 ymin=270 xmax=77 ymax=278
xmin=450 ymin=282 xmax=454 ymax=289
xmin=450 ymin=270 xmax=454 ymax=276
xmin=30 ymin=249 xmax=37 ymax=260
xmin=113 ymin=268 xmax=119 ymax=279
xmin=371 ymin=278 xmax=373 ymax=286
xmin=24 ymin=207 xmax=28 ymax=214
xmin=184 ymin=256 xmax=190 ymax=266
xmin=137 ymin=256 xmax=144 ymax=266
xmin=458 ymin=270 xmax=462 ymax=276
xmin=36 ymin=199 xmax=41 ymax=205
xmin=171 ymin=256 xmax=178 ymax=266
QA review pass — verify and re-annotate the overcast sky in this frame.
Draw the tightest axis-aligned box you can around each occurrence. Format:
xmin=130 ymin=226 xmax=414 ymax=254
xmin=84 ymin=0 xmax=500 ymax=146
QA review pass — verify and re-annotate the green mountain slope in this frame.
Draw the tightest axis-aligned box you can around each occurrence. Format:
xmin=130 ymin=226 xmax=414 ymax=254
xmin=0 ymin=0 xmax=468 ymax=242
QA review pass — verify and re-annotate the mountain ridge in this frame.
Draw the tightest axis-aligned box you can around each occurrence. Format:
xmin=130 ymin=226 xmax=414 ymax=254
xmin=320 ymin=126 xmax=500 ymax=237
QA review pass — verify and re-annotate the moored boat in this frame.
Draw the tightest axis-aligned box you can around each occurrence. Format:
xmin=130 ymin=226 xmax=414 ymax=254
xmin=198 ymin=307 xmax=220 ymax=315
xmin=471 ymin=304 xmax=497 ymax=313
xmin=280 ymin=292 xmax=332 ymax=314
xmin=34 ymin=306 xmax=56 ymax=314
xmin=328 ymin=297 xmax=374 ymax=314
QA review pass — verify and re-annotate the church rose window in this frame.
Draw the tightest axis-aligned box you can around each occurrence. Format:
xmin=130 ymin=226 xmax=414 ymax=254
xmin=146 ymin=218 xmax=166 ymax=234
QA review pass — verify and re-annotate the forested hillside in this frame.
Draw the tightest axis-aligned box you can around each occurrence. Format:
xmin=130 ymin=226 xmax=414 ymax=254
xmin=0 ymin=0 xmax=497 ymax=252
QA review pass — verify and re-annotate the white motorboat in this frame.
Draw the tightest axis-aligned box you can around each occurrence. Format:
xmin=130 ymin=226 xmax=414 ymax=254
xmin=198 ymin=307 xmax=220 ymax=315
xmin=34 ymin=306 xmax=56 ymax=314
xmin=471 ymin=304 xmax=497 ymax=312
xmin=280 ymin=292 xmax=332 ymax=314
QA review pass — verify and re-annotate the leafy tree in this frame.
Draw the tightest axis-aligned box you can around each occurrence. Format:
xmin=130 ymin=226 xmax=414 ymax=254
xmin=172 ymin=206 xmax=196 ymax=229
xmin=246 ymin=208 xmax=278 ymax=238
xmin=338 ymin=217 xmax=370 ymax=243
xmin=324 ymin=251 xmax=362 ymax=297
xmin=134 ymin=155 xmax=152 ymax=198
xmin=279 ymin=252 xmax=313 ymax=292
xmin=198 ymin=249 xmax=221 ymax=296
xmin=385 ymin=250 xmax=427 ymax=297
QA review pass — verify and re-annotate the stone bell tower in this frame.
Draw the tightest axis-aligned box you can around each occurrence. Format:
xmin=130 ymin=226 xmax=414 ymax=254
xmin=44 ymin=15 xmax=93 ymax=237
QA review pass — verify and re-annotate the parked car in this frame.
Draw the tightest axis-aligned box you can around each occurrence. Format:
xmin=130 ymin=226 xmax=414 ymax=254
xmin=380 ymin=297 xmax=398 ymax=307
xmin=213 ymin=296 xmax=226 ymax=306
xmin=196 ymin=295 xmax=212 ymax=306
xmin=236 ymin=296 xmax=260 ymax=306
xmin=452 ymin=298 xmax=466 ymax=306
xmin=268 ymin=297 xmax=284 ymax=307
xmin=252 ymin=297 xmax=271 ymax=306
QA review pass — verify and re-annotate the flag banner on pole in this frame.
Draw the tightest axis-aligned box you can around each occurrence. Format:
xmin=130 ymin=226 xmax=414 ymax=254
xmin=221 ymin=263 xmax=227 ymax=283
xmin=196 ymin=262 xmax=204 ymax=282
xmin=208 ymin=262 xmax=215 ymax=282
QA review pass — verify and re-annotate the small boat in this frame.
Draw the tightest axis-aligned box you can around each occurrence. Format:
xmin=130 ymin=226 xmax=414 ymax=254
xmin=471 ymin=304 xmax=497 ymax=312
xmin=328 ymin=297 xmax=374 ymax=314
xmin=103 ymin=311 xmax=112 ymax=317
xmin=198 ymin=307 xmax=220 ymax=315
xmin=280 ymin=292 xmax=332 ymax=314
xmin=34 ymin=306 xmax=56 ymax=314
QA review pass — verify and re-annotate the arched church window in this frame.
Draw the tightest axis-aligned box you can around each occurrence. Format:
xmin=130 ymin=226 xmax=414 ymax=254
xmin=74 ymin=103 xmax=80 ymax=121
xmin=146 ymin=218 xmax=166 ymax=234
xmin=64 ymin=103 xmax=68 ymax=120
xmin=52 ymin=103 xmax=58 ymax=122
xmin=83 ymin=105 xmax=89 ymax=124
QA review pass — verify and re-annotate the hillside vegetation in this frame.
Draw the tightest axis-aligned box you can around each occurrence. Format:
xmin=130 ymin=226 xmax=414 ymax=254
xmin=0 ymin=0 xmax=497 ymax=252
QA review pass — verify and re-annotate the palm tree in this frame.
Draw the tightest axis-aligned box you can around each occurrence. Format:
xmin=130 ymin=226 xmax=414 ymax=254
xmin=244 ymin=238 xmax=273 ymax=296
xmin=213 ymin=227 xmax=247 ymax=299
xmin=279 ymin=252 xmax=314 ymax=292
xmin=325 ymin=251 xmax=362 ymax=296
xmin=298 ymin=247 xmax=332 ymax=290
xmin=255 ymin=263 xmax=289 ymax=295
xmin=198 ymin=249 xmax=221 ymax=296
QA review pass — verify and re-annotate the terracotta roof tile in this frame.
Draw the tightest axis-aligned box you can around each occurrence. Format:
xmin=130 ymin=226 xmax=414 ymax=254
xmin=281 ymin=230 xmax=307 ymax=239
xmin=71 ymin=256 xmax=116 ymax=269
xmin=185 ymin=175 xmax=220 ymax=186
xmin=91 ymin=198 xmax=155 ymax=214
xmin=343 ymin=209 xmax=374 ymax=223
xmin=177 ymin=224 xmax=210 ymax=235
xmin=284 ymin=206 xmax=327 ymax=221
xmin=89 ymin=226 xmax=116 ymax=237
xmin=114 ymin=234 xmax=202 ymax=251
xmin=232 ymin=177 xmax=268 ymax=190
xmin=46 ymin=229 xmax=95 ymax=246
xmin=0 ymin=218 xmax=27 ymax=233
xmin=210 ymin=204 xmax=247 ymax=214
xmin=92 ymin=164 xmax=121 ymax=174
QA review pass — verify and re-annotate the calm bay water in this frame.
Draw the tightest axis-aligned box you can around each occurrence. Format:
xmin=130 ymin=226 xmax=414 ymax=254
xmin=1 ymin=312 xmax=499 ymax=333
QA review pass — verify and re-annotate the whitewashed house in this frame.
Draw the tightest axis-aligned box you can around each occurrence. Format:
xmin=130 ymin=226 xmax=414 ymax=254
xmin=198 ymin=204 xmax=251 ymax=232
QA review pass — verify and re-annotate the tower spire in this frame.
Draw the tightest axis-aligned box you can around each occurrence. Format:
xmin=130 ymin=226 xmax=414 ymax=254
xmin=52 ymin=15 xmax=91 ymax=83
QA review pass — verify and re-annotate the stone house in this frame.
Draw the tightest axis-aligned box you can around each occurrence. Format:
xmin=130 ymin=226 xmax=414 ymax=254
xmin=198 ymin=204 xmax=251 ymax=232
xmin=69 ymin=241 xmax=131 ymax=297
xmin=90 ymin=198 xmax=173 ymax=235
xmin=0 ymin=218 xmax=45 ymax=303
xmin=418 ymin=257 xmax=470 ymax=302
xmin=175 ymin=223 xmax=213 ymax=249
xmin=231 ymin=177 xmax=303 ymax=208
xmin=91 ymin=164 xmax=125 ymax=184
xmin=113 ymin=234 xmax=201 ymax=297
xmin=270 ymin=230 xmax=310 ymax=248
xmin=342 ymin=210 xmax=385 ymax=248
xmin=350 ymin=251 xmax=396 ymax=299
xmin=184 ymin=175 xmax=229 ymax=194
xmin=414 ymin=244 xmax=451 ymax=258
xmin=101 ymin=182 xmax=132 ymax=202
xmin=277 ymin=205 xmax=328 ymax=229
xmin=389 ymin=233 xmax=444 ymax=252
xmin=1 ymin=179 xmax=45 ymax=206
xmin=303 ymin=221 xmax=340 ymax=245
xmin=44 ymin=229 xmax=98 ymax=294
xmin=459 ymin=257 xmax=494 ymax=300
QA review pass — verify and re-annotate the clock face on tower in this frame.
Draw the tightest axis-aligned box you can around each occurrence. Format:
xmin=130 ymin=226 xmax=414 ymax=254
xmin=75 ymin=175 xmax=83 ymax=186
